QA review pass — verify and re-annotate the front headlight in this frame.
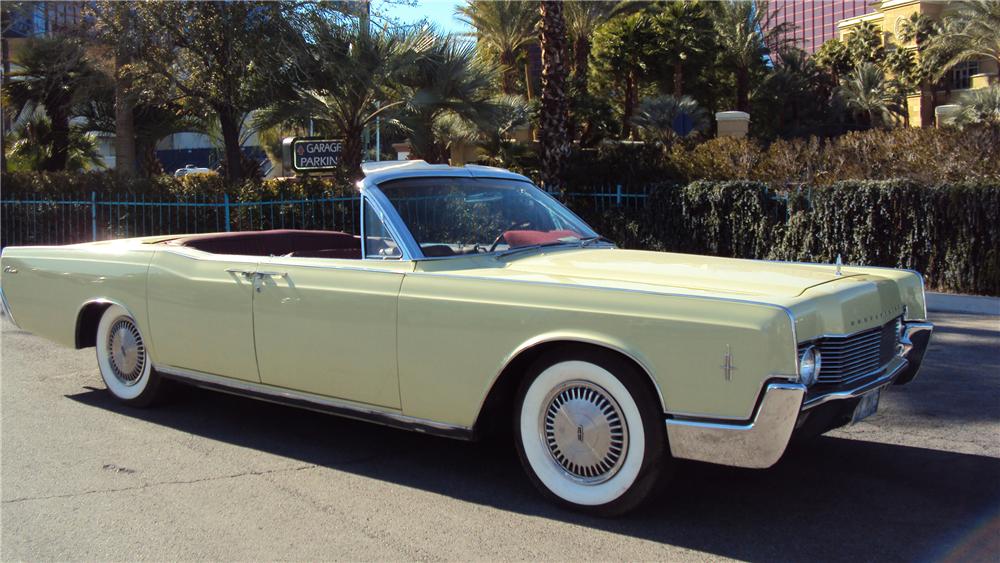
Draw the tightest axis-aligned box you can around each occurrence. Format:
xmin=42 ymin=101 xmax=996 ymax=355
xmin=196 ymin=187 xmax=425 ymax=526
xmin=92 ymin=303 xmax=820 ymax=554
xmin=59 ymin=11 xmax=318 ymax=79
xmin=799 ymin=346 xmax=821 ymax=386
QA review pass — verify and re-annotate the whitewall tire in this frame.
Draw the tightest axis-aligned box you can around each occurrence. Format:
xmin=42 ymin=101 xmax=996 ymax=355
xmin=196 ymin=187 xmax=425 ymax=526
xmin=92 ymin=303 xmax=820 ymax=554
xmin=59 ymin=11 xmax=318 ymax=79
xmin=514 ymin=347 xmax=669 ymax=515
xmin=96 ymin=304 xmax=163 ymax=406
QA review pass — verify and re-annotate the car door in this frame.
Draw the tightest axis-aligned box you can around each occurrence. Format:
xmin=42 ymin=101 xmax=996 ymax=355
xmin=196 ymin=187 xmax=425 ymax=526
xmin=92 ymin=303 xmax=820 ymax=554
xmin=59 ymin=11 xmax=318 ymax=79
xmin=146 ymin=248 xmax=260 ymax=382
xmin=251 ymin=256 xmax=410 ymax=409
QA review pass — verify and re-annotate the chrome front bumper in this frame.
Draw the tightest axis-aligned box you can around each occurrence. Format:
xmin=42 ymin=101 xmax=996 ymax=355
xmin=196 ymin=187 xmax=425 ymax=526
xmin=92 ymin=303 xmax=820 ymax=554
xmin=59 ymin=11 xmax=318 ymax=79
xmin=666 ymin=321 xmax=933 ymax=469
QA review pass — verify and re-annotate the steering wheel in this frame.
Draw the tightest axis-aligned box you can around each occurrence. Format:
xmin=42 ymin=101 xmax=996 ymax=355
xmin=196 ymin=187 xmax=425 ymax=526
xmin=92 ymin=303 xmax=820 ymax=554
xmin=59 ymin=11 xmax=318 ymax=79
xmin=487 ymin=232 xmax=507 ymax=253
xmin=487 ymin=221 xmax=533 ymax=253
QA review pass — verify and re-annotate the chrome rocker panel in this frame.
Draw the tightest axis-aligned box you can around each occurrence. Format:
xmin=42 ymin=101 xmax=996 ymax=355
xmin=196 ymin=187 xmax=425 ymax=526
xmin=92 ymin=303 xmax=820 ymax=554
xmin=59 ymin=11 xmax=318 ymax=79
xmin=156 ymin=365 xmax=475 ymax=441
xmin=666 ymin=322 xmax=933 ymax=469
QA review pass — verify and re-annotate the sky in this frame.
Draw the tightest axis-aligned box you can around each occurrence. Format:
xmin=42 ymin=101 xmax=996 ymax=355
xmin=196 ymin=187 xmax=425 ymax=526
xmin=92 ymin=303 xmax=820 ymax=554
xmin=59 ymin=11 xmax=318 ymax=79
xmin=374 ymin=0 xmax=469 ymax=34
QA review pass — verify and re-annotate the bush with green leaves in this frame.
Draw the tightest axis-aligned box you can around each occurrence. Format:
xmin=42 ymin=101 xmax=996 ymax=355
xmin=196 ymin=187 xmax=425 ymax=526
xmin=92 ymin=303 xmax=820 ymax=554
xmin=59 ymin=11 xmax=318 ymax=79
xmin=571 ymin=179 xmax=999 ymax=295
xmin=3 ymin=167 xmax=998 ymax=294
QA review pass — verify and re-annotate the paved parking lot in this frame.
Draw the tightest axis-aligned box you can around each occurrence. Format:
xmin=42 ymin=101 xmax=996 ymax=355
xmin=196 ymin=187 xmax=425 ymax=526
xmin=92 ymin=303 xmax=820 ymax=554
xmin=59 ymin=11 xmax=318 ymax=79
xmin=2 ymin=312 xmax=998 ymax=561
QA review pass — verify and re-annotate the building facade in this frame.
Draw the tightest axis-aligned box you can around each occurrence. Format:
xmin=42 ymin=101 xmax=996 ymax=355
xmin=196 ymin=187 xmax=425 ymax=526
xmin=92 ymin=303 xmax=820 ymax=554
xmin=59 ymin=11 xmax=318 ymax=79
xmin=765 ymin=0 xmax=872 ymax=54
xmin=837 ymin=0 xmax=999 ymax=127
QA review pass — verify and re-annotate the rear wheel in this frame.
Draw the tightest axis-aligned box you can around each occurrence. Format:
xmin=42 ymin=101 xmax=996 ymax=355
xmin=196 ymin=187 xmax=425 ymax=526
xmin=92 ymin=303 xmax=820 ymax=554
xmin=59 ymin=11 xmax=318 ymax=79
xmin=514 ymin=348 xmax=669 ymax=516
xmin=96 ymin=304 xmax=163 ymax=407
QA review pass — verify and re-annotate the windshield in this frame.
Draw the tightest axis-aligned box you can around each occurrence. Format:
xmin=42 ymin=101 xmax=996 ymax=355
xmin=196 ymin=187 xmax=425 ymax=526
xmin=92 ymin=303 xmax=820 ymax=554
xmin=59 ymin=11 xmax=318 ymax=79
xmin=377 ymin=177 xmax=601 ymax=258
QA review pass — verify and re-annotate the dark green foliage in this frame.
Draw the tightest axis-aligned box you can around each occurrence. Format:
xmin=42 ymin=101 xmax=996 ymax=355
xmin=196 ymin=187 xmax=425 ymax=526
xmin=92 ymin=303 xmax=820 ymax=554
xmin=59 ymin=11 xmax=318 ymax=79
xmin=572 ymin=179 xmax=1000 ymax=295
xmin=3 ymin=171 xmax=998 ymax=295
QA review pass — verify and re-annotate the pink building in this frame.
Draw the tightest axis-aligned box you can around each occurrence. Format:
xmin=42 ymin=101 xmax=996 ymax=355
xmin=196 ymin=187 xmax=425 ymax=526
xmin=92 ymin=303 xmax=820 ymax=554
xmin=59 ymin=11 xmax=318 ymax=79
xmin=764 ymin=1 xmax=872 ymax=54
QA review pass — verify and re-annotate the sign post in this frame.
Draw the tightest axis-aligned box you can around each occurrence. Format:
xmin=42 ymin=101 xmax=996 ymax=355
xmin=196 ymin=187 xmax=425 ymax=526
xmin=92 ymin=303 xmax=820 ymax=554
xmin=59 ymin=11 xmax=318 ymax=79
xmin=281 ymin=137 xmax=344 ymax=174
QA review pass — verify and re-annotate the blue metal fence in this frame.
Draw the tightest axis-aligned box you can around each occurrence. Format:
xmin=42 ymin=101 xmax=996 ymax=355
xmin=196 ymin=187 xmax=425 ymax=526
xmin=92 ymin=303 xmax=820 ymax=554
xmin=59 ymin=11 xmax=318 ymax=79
xmin=0 ymin=186 xmax=649 ymax=248
xmin=0 ymin=192 xmax=363 ymax=248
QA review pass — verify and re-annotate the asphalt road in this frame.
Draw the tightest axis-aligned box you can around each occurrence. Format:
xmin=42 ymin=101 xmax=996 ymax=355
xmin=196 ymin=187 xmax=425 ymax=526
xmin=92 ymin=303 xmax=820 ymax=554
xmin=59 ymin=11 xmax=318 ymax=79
xmin=2 ymin=312 xmax=998 ymax=561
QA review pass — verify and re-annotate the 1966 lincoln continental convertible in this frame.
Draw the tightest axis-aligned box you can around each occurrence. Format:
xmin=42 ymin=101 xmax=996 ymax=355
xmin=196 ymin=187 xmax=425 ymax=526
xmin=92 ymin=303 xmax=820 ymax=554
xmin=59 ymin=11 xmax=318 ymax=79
xmin=0 ymin=161 xmax=933 ymax=514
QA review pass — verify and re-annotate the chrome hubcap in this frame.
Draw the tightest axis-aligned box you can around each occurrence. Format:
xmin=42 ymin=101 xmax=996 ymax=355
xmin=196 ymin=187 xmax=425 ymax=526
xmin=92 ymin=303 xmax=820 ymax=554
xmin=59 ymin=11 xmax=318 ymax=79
xmin=107 ymin=318 xmax=145 ymax=386
xmin=540 ymin=380 xmax=628 ymax=484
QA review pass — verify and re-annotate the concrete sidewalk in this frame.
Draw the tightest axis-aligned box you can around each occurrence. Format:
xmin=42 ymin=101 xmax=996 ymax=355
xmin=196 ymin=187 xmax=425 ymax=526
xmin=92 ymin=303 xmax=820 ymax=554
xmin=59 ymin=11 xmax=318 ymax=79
xmin=927 ymin=292 xmax=1000 ymax=316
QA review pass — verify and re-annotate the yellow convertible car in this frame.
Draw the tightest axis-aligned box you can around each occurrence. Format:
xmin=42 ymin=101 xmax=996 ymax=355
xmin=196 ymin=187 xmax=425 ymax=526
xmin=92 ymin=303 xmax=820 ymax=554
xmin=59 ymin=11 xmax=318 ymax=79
xmin=0 ymin=161 xmax=932 ymax=515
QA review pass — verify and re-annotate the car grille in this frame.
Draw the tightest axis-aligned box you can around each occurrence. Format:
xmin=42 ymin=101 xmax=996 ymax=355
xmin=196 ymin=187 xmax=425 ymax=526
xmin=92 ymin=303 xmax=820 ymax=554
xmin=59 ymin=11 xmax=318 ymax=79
xmin=800 ymin=317 xmax=902 ymax=386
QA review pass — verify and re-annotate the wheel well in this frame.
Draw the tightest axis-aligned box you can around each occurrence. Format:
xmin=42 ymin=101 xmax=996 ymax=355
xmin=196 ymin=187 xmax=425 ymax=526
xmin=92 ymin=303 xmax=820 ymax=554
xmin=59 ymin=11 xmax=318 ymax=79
xmin=75 ymin=301 xmax=112 ymax=349
xmin=473 ymin=341 xmax=664 ymax=439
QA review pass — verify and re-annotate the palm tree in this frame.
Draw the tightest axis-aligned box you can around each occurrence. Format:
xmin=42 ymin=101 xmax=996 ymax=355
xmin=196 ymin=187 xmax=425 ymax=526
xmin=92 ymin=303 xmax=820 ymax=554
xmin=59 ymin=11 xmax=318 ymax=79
xmin=77 ymin=76 xmax=208 ymax=177
xmin=2 ymin=36 xmax=99 ymax=171
xmin=457 ymin=0 xmax=538 ymax=97
xmin=257 ymin=18 xmax=434 ymax=177
xmin=631 ymin=95 xmax=709 ymax=144
xmin=396 ymin=36 xmax=495 ymax=163
xmin=929 ymin=0 xmax=1000 ymax=79
xmin=473 ymin=95 xmax=531 ymax=167
xmin=652 ymin=0 xmax=713 ymax=97
xmin=838 ymin=63 xmax=904 ymax=130
xmin=4 ymin=114 xmax=104 ymax=172
xmin=896 ymin=12 xmax=948 ymax=127
xmin=88 ymin=1 xmax=144 ymax=178
xmin=711 ymin=0 xmax=791 ymax=112
xmin=563 ymin=1 xmax=616 ymax=95
xmin=943 ymin=84 xmax=1000 ymax=128
xmin=757 ymin=47 xmax=837 ymax=137
xmin=538 ymin=0 xmax=571 ymax=190
xmin=591 ymin=13 xmax=657 ymax=138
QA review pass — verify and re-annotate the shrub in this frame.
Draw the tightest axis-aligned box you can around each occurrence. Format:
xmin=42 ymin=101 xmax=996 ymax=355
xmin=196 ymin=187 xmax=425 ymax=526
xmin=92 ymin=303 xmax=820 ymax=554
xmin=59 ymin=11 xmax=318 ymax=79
xmin=588 ymin=179 xmax=999 ymax=295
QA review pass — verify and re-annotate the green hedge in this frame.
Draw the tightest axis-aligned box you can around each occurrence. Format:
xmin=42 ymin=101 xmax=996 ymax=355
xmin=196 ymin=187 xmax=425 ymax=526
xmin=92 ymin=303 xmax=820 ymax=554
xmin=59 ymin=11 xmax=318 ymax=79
xmin=2 ymin=172 xmax=998 ymax=295
xmin=572 ymin=180 xmax=1000 ymax=295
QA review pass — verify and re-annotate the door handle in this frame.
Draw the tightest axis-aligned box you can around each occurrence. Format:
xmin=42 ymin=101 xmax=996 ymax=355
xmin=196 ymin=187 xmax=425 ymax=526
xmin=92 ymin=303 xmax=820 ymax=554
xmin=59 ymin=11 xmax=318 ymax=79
xmin=255 ymin=271 xmax=287 ymax=278
xmin=225 ymin=268 xmax=255 ymax=280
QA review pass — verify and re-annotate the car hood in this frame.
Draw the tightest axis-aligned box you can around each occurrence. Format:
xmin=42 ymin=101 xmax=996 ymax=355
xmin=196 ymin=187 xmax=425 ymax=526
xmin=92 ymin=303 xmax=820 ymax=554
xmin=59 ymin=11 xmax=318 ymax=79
xmin=491 ymin=248 xmax=857 ymax=298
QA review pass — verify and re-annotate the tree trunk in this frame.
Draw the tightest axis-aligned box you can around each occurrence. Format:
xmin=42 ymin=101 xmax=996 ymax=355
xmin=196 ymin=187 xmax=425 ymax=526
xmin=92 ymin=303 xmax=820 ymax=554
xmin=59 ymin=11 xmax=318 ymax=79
xmin=572 ymin=36 xmax=590 ymax=94
xmin=500 ymin=51 xmax=518 ymax=95
xmin=137 ymin=138 xmax=163 ymax=177
xmin=539 ymin=0 xmax=571 ymax=191
xmin=673 ymin=61 xmax=684 ymax=98
xmin=622 ymin=72 xmax=636 ymax=139
xmin=114 ymin=53 xmax=137 ymax=178
xmin=47 ymin=110 xmax=71 ymax=171
xmin=919 ymin=85 xmax=934 ymax=128
xmin=342 ymin=126 xmax=364 ymax=180
xmin=735 ymin=67 xmax=750 ymax=113
xmin=217 ymin=106 xmax=244 ymax=182
xmin=1 ymin=37 xmax=9 ymax=173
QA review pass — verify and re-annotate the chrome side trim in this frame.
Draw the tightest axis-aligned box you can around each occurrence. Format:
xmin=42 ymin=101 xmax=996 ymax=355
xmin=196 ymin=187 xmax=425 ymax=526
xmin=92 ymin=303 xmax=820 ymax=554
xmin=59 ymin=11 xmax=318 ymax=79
xmin=666 ymin=383 xmax=806 ymax=469
xmin=0 ymin=284 xmax=19 ymax=328
xmin=157 ymin=246 xmax=410 ymax=274
xmin=156 ymin=365 xmax=474 ymax=440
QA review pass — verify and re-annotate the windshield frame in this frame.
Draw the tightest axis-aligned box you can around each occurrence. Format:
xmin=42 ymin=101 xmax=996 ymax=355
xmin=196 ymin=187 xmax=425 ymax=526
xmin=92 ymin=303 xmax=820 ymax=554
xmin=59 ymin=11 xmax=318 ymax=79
xmin=364 ymin=175 xmax=608 ymax=261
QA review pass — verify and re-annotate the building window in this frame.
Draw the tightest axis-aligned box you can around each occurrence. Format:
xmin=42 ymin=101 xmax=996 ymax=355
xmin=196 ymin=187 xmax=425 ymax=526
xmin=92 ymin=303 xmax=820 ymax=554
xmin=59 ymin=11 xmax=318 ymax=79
xmin=951 ymin=61 xmax=980 ymax=90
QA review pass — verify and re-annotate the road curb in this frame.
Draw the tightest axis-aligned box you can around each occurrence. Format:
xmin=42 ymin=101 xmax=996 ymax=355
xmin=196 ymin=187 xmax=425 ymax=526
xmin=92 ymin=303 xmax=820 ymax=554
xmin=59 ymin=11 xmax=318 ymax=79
xmin=926 ymin=292 xmax=1000 ymax=316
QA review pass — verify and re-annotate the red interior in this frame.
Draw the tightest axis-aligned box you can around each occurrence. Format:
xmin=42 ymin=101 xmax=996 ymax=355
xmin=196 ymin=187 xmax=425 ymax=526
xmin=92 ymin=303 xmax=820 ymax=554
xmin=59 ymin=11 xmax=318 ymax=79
xmin=502 ymin=229 xmax=581 ymax=247
xmin=164 ymin=229 xmax=361 ymax=258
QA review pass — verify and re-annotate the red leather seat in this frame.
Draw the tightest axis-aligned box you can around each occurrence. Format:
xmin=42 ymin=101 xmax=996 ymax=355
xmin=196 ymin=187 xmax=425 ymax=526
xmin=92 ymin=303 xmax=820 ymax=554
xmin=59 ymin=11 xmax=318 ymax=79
xmin=502 ymin=229 xmax=581 ymax=247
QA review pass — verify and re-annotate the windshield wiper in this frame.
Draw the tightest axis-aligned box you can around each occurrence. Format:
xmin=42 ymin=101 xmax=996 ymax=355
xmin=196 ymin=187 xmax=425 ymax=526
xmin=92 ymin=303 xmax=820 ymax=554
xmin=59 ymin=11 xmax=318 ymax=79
xmin=495 ymin=236 xmax=615 ymax=260
xmin=578 ymin=235 xmax=616 ymax=247
xmin=495 ymin=240 xmax=579 ymax=260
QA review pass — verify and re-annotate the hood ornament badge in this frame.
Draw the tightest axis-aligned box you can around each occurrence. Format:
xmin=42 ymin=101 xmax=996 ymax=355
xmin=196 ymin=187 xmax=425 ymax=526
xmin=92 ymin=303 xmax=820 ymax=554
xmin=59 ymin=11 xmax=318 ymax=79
xmin=835 ymin=254 xmax=843 ymax=276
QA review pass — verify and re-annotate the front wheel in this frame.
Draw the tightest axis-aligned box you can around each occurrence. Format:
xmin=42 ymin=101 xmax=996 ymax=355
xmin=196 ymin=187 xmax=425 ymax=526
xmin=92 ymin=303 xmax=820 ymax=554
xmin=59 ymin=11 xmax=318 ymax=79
xmin=514 ymin=348 xmax=670 ymax=516
xmin=96 ymin=304 xmax=164 ymax=407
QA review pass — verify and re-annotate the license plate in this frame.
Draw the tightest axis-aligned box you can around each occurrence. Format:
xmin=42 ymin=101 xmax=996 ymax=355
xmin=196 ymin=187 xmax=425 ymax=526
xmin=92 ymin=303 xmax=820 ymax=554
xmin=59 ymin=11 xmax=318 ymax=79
xmin=852 ymin=390 xmax=881 ymax=423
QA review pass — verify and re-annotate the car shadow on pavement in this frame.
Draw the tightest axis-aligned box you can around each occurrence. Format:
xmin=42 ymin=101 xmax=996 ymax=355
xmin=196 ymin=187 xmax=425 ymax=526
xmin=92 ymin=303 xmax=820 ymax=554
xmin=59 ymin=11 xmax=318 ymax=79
xmin=66 ymin=383 xmax=1000 ymax=562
